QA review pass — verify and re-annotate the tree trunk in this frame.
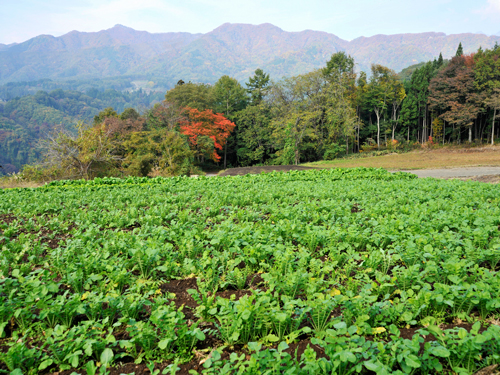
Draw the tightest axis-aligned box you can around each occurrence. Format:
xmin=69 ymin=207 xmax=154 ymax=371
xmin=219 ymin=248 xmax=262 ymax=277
xmin=469 ymin=126 xmax=472 ymax=143
xmin=422 ymin=114 xmax=426 ymax=143
xmin=293 ymin=116 xmax=302 ymax=165
xmin=493 ymin=109 xmax=497 ymax=145
xmin=443 ymin=120 xmax=445 ymax=145
xmin=225 ymin=101 xmax=230 ymax=169
xmin=375 ymin=109 xmax=381 ymax=149
xmin=224 ymin=143 xmax=227 ymax=169
xmin=357 ymin=122 xmax=360 ymax=152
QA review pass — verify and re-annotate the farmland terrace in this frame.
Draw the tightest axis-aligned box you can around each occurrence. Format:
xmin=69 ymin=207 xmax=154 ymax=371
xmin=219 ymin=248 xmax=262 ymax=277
xmin=0 ymin=168 xmax=499 ymax=374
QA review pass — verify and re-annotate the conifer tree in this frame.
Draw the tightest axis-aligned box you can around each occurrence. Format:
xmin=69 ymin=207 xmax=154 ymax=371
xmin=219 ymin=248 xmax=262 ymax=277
xmin=246 ymin=69 xmax=270 ymax=105
xmin=437 ymin=53 xmax=444 ymax=67
xmin=456 ymin=42 xmax=464 ymax=57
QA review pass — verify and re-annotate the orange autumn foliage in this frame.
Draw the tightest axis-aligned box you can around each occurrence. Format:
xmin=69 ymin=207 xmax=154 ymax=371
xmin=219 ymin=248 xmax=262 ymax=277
xmin=180 ymin=107 xmax=236 ymax=162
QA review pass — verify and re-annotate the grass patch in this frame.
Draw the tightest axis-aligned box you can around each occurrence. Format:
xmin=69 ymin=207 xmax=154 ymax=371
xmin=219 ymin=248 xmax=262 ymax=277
xmin=304 ymin=145 xmax=500 ymax=170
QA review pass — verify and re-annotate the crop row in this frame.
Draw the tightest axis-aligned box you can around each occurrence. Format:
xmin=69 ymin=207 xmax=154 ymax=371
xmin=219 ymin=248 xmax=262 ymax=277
xmin=0 ymin=168 xmax=499 ymax=374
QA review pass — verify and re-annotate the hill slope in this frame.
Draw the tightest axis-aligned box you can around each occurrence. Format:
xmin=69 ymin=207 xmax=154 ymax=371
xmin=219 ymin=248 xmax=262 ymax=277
xmin=0 ymin=88 xmax=164 ymax=173
xmin=1 ymin=24 xmax=499 ymax=85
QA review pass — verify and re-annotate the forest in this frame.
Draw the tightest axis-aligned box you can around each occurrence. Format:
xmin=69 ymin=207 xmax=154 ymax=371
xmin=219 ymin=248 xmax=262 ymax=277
xmin=0 ymin=88 xmax=164 ymax=174
xmin=3 ymin=42 xmax=500 ymax=179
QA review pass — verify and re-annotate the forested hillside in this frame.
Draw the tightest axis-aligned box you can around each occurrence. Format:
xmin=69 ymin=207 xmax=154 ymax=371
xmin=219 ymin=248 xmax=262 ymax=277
xmin=10 ymin=43 xmax=499 ymax=181
xmin=0 ymin=23 xmax=498 ymax=87
xmin=0 ymin=77 xmax=169 ymax=101
xmin=0 ymin=89 xmax=163 ymax=173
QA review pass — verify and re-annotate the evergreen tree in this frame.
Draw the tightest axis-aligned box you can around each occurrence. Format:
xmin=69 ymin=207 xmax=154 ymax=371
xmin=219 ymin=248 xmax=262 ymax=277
xmin=456 ymin=42 xmax=464 ymax=57
xmin=437 ymin=53 xmax=444 ymax=67
xmin=246 ymin=69 xmax=270 ymax=105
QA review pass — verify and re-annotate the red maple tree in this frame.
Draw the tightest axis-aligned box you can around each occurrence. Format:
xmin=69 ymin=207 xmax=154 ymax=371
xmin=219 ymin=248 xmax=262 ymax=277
xmin=180 ymin=107 xmax=235 ymax=162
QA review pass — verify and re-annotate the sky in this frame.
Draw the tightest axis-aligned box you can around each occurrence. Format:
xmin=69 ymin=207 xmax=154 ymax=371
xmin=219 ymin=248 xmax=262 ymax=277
xmin=0 ymin=0 xmax=499 ymax=44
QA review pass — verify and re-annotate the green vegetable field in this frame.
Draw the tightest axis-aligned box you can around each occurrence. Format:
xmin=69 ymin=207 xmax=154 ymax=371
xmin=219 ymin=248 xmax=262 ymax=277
xmin=1 ymin=168 xmax=500 ymax=375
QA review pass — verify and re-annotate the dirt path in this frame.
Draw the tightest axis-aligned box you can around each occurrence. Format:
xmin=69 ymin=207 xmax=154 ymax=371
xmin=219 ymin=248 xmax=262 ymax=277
xmin=400 ymin=167 xmax=500 ymax=182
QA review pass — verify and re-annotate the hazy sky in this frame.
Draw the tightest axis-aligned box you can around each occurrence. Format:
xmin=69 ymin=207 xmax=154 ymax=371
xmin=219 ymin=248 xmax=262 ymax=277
xmin=1 ymin=0 xmax=499 ymax=44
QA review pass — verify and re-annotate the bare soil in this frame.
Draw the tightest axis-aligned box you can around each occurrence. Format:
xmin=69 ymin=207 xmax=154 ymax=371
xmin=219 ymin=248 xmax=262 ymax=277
xmin=450 ymin=174 xmax=500 ymax=183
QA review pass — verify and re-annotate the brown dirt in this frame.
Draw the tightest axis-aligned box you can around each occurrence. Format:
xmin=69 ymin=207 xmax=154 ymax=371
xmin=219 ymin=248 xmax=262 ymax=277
xmin=451 ymin=174 xmax=500 ymax=183
xmin=0 ymin=213 xmax=75 ymax=250
xmin=47 ymin=320 xmax=495 ymax=375
xmin=398 ymin=322 xmax=488 ymax=355
xmin=351 ymin=203 xmax=363 ymax=213
xmin=284 ymin=338 xmax=328 ymax=360
xmin=474 ymin=364 xmax=500 ymax=375
xmin=0 ymin=213 xmax=17 ymax=225
xmin=219 ymin=165 xmax=317 ymax=176
xmin=52 ymin=337 xmax=327 ymax=375
xmin=159 ymin=275 xmax=268 ymax=320
xmin=160 ymin=278 xmax=199 ymax=320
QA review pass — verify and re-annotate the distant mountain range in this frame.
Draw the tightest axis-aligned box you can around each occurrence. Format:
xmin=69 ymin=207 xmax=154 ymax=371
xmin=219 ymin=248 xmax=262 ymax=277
xmin=1 ymin=23 xmax=499 ymax=87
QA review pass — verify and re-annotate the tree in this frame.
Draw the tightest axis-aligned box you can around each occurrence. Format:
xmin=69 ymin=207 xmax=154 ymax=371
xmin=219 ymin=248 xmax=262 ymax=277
xmin=246 ymin=69 xmax=270 ymax=105
xmin=268 ymin=71 xmax=325 ymax=165
xmin=119 ymin=108 xmax=140 ymax=121
xmin=323 ymin=51 xmax=355 ymax=78
xmin=214 ymin=76 xmax=247 ymax=117
xmin=365 ymin=65 xmax=397 ymax=147
xmin=268 ymin=69 xmax=356 ymax=165
xmin=400 ymin=62 xmax=436 ymax=143
xmin=437 ymin=53 xmax=444 ymax=68
xmin=165 ymin=82 xmax=214 ymax=111
xmin=484 ymin=88 xmax=500 ymax=145
xmin=213 ymin=75 xmax=247 ymax=168
xmin=429 ymin=54 xmax=481 ymax=142
xmin=40 ymin=122 xmax=121 ymax=179
xmin=180 ymin=108 xmax=235 ymax=162
xmin=389 ymin=80 xmax=406 ymax=140
xmin=146 ymin=101 xmax=186 ymax=131
xmin=474 ymin=47 xmax=500 ymax=144
xmin=235 ymin=104 xmax=273 ymax=166
xmin=93 ymin=107 xmax=118 ymax=125
xmin=154 ymin=131 xmax=197 ymax=176
xmin=456 ymin=42 xmax=464 ymax=57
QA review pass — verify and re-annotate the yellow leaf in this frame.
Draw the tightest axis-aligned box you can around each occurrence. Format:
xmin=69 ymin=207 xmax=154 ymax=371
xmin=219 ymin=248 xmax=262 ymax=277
xmin=81 ymin=292 xmax=90 ymax=301
xmin=372 ymin=327 xmax=386 ymax=334
xmin=329 ymin=289 xmax=341 ymax=296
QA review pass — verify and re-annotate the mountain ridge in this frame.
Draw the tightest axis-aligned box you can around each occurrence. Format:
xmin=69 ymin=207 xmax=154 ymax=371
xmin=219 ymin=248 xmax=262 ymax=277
xmin=1 ymin=23 xmax=499 ymax=86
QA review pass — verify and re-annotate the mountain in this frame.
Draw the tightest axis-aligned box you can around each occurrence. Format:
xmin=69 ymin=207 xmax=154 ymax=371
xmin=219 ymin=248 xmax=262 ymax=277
xmin=346 ymin=32 xmax=499 ymax=72
xmin=1 ymin=23 xmax=499 ymax=87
